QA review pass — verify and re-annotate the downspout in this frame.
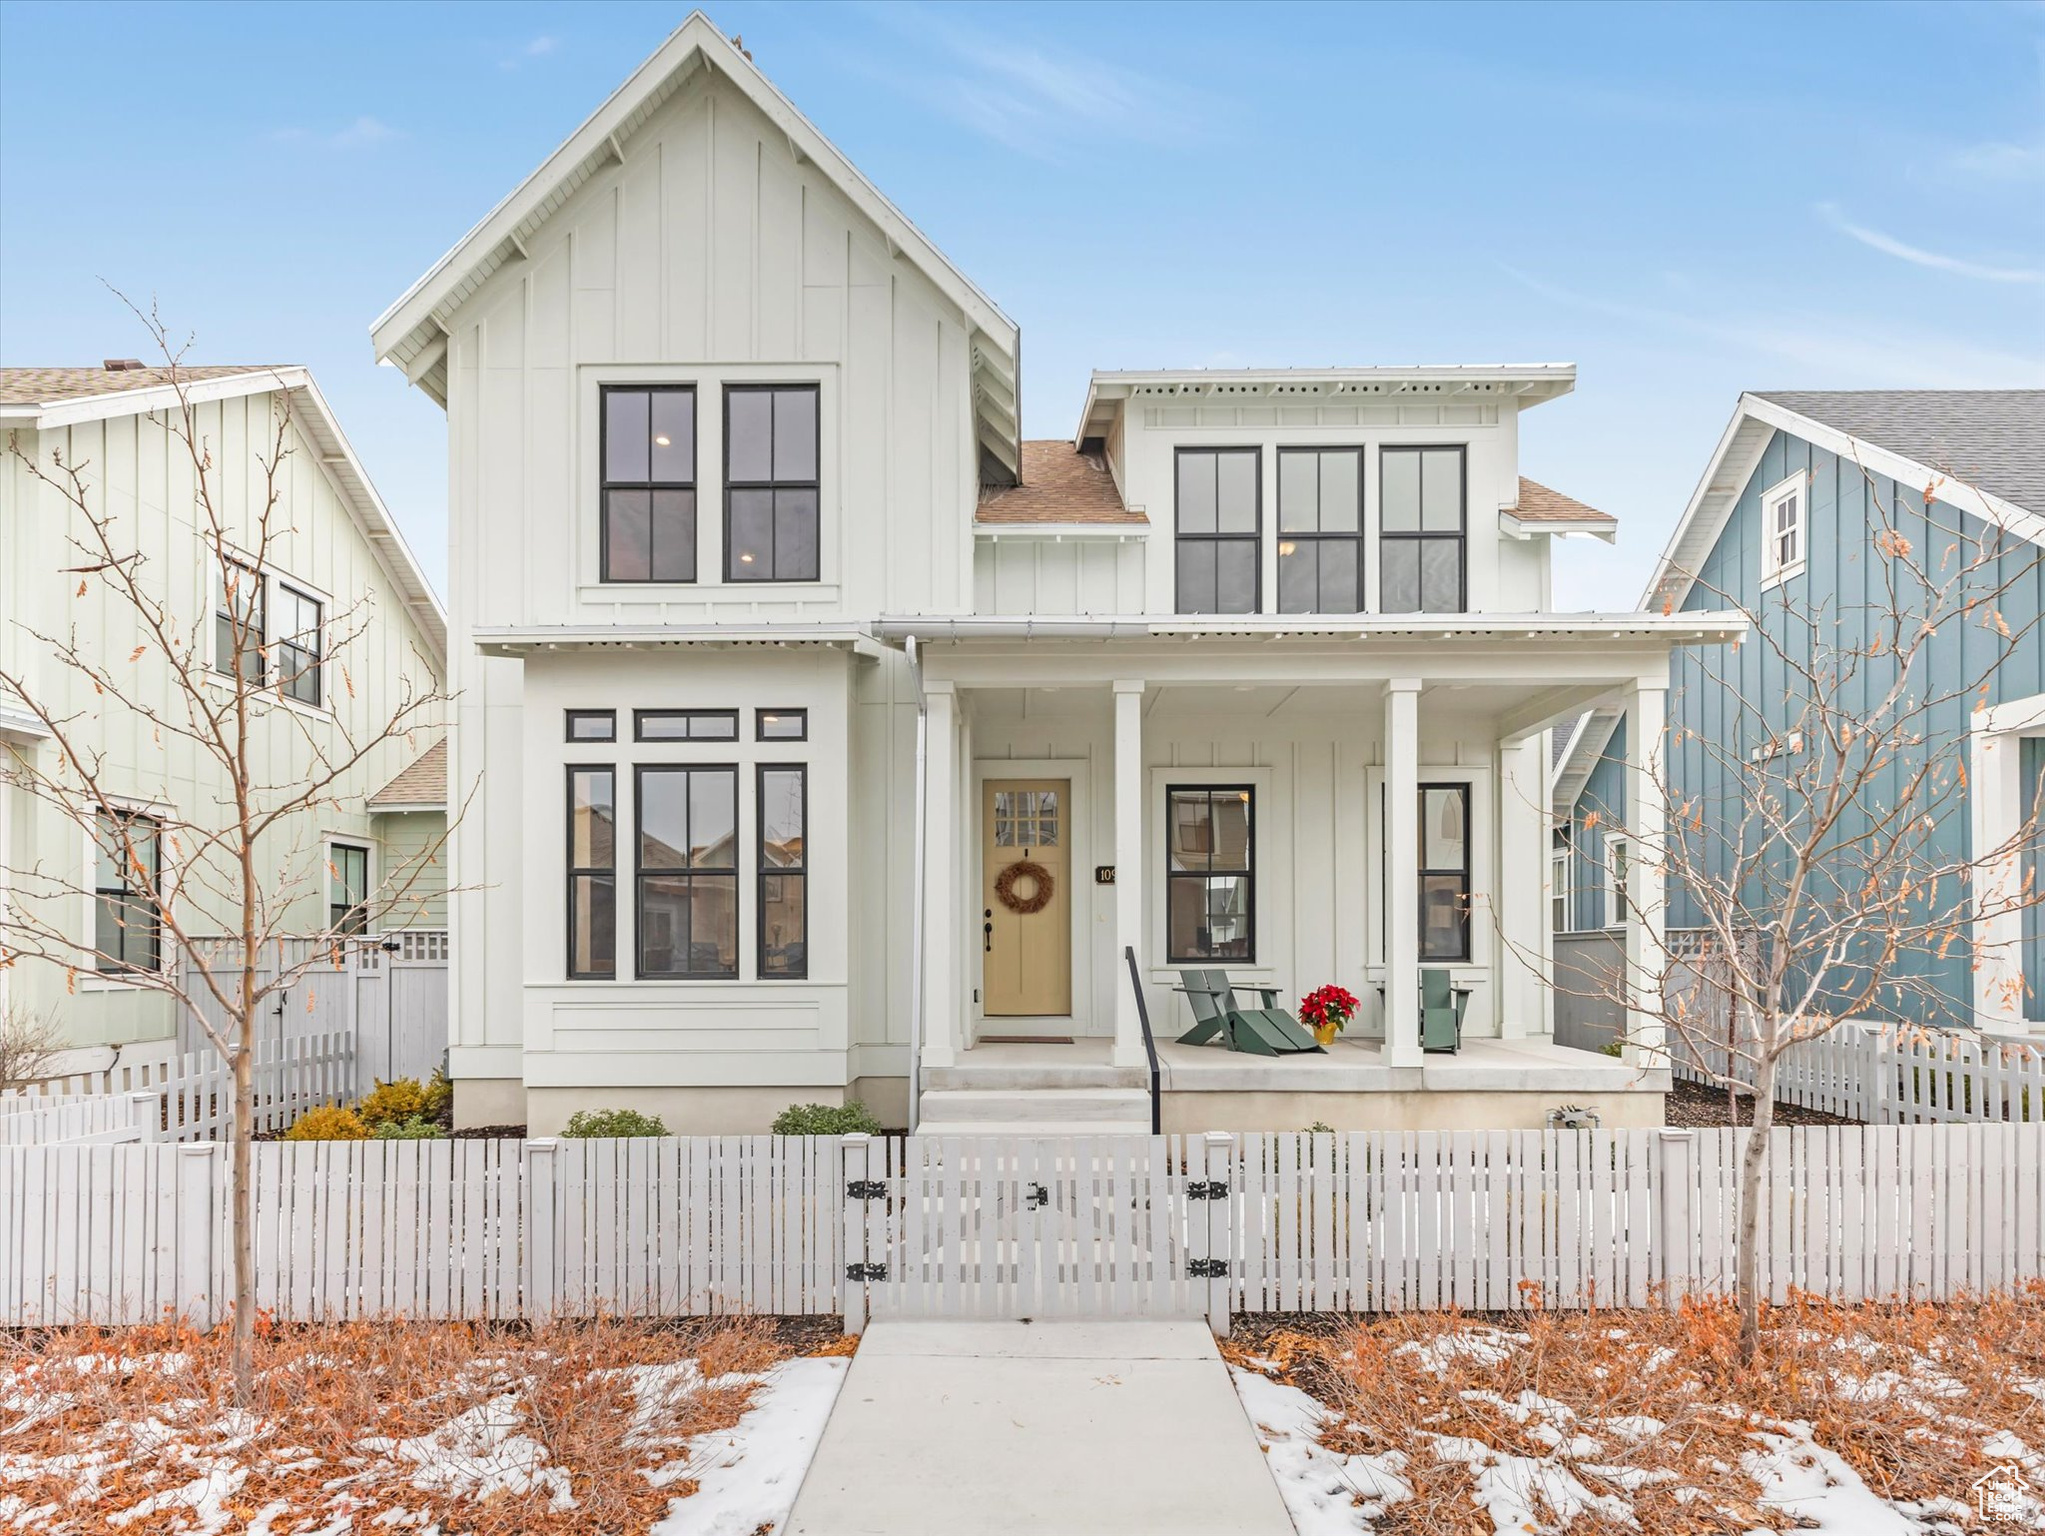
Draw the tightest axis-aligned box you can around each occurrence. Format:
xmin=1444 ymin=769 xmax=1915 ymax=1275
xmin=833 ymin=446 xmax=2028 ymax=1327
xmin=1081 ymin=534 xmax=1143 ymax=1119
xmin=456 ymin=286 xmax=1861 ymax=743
xmin=904 ymin=635 xmax=927 ymax=1136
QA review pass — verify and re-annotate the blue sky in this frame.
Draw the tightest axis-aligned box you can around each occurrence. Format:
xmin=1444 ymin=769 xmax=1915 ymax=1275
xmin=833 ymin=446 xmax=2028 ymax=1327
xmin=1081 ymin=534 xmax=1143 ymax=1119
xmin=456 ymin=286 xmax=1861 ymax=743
xmin=2 ymin=1 xmax=2040 ymax=607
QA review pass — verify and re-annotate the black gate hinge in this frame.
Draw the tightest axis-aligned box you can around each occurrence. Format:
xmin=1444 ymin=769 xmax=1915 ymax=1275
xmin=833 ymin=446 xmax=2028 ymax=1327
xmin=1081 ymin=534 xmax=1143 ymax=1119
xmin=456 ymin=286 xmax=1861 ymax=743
xmin=845 ymin=1261 xmax=888 ymax=1281
xmin=1185 ymin=1180 xmax=1229 ymax=1200
xmin=846 ymin=1179 xmax=887 ymax=1200
xmin=1188 ymin=1258 xmax=1230 ymax=1279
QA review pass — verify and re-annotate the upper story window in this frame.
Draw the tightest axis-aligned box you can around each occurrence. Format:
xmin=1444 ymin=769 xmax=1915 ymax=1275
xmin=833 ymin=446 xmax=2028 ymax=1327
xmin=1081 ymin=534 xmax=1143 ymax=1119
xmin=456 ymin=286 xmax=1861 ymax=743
xmin=1175 ymin=448 xmax=1260 ymax=614
xmin=1760 ymin=470 xmax=1807 ymax=589
xmin=94 ymin=807 xmax=162 ymax=973
xmin=1277 ymin=448 xmax=1363 ymax=613
xmin=725 ymin=385 xmax=819 ymax=582
xmin=215 ymin=560 xmax=264 ymax=684
xmin=601 ymin=386 xmax=697 ymax=583
xmin=274 ymin=584 xmax=324 ymax=707
xmin=1380 ymin=446 xmax=1466 ymax=613
xmin=213 ymin=560 xmax=323 ymax=707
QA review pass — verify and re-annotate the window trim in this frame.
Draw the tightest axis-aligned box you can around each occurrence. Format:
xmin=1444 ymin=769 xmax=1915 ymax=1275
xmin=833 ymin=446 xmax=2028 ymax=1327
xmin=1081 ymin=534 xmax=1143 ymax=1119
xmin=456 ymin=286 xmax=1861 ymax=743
xmin=598 ymin=383 xmax=699 ymax=585
xmin=756 ymin=762 xmax=809 ymax=980
xmin=565 ymin=710 xmax=616 ymax=743
xmin=634 ymin=708 xmax=740 ymax=743
xmin=1173 ymin=446 xmax=1263 ymax=615
xmin=1759 ymin=468 xmax=1809 ymax=591
xmin=1276 ymin=445 xmax=1366 ymax=615
xmin=723 ymin=383 xmax=822 ymax=584
xmin=633 ymin=762 xmax=741 ymax=980
xmin=755 ymin=708 xmax=808 ymax=742
xmin=1164 ymin=782 xmax=1257 ymax=965
xmin=1378 ymin=444 xmax=1468 ymax=614
xmin=92 ymin=806 xmax=164 ymax=975
xmin=1417 ymin=781 xmax=1472 ymax=963
xmin=566 ymin=764 xmax=618 ymax=981
xmin=1604 ymin=835 xmax=1632 ymax=931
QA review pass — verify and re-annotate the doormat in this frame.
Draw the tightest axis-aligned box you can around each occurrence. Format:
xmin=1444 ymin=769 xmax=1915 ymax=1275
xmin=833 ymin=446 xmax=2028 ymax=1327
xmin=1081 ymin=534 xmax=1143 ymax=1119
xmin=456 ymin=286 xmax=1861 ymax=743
xmin=978 ymin=1034 xmax=1075 ymax=1045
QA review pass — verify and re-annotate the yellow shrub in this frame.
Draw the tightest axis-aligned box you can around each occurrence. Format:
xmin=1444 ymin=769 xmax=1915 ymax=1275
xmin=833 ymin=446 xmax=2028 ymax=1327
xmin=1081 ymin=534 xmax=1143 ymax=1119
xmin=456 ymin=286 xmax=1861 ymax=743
xmin=420 ymin=1066 xmax=454 ymax=1122
xmin=283 ymin=1105 xmax=370 ymax=1141
xmin=356 ymin=1078 xmax=428 ymax=1128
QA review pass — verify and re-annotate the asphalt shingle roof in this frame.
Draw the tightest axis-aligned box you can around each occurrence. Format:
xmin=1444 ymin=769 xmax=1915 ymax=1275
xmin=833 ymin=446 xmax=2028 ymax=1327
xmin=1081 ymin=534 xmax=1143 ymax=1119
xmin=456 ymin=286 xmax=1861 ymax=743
xmin=977 ymin=440 xmax=1144 ymax=525
xmin=1755 ymin=390 xmax=2045 ymax=518
xmin=1510 ymin=477 xmax=1615 ymax=525
xmin=369 ymin=739 xmax=446 ymax=810
xmin=0 ymin=365 xmax=290 ymax=407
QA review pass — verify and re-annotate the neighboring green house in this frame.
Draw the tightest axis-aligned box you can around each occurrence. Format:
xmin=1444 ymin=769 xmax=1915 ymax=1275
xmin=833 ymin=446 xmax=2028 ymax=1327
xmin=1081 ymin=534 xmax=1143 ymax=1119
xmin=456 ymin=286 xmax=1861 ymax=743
xmin=0 ymin=364 xmax=448 ymax=1077
xmin=1555 ymin=389 xmax=2045 ymax=1036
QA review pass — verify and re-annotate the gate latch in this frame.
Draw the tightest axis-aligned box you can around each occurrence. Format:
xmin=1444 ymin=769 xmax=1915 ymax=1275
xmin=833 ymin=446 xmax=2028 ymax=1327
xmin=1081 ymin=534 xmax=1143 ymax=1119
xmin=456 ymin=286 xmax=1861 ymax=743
xmin=847 ymin=1179 xmax=887 ymax=1201
xmin=1185 ymin=1180 xmax=1229 ymax=1200
xmin=1025 ymin=1182 xmax=1050 ymax=1209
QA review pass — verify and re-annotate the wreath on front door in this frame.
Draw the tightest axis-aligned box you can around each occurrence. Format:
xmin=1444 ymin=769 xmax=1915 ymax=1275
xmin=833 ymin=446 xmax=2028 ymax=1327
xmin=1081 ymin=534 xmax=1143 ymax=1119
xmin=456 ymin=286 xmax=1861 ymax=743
xmin=994 ymin=859 xmax=1055 ymax=915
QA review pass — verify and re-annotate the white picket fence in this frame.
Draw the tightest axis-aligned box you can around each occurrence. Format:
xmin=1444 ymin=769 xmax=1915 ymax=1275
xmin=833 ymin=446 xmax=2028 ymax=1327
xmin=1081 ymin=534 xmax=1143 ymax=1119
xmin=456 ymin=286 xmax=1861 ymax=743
xmin=2 ymin=1125 xmax=2039 ymax=1329
xmin=0 ymin=1034 xmax=354 ymax=1146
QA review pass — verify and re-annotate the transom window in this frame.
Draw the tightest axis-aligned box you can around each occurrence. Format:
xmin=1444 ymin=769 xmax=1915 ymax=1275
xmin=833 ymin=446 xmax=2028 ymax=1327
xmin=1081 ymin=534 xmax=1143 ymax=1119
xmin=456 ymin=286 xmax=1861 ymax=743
xmin=601 ymin=386 xmax=697 ymax=583
xmin=635 ymin=709 xmax=739 ymax=743
xmin=567 ymin=766 xmax=616 ymax=978
xmin=94 ymin=808 xmax=161 ymax=973
xmin=1761 ymin=471 xmax=1807 ymax=587
xmin=329 ymin=843 xmax=369 ymax=935
xmin=1419 ymin=783 xmax=1471 ymax=962
xmin=1166 ymin=786 xmax=1254 ymax=963
xmin=756 ymin=709 xmax=807 ymax=742
xmin=1381 ymin=446 xmax=1466 ymax=613
xmin=566 ymin=710 xmax=616 ymax=743
xmin=1277 ymin=448 xmax=1363 ymax=613
xmin=758 ymin=765 xmax=807 ymax=978
xmin=1175 ymin=448 xmax=1260 ymax=614
xmin=636 ymin=765 xmax=739 ymax=978
xmin=725 ymin=385 xmax=820 ymax=582
xmin=993 ymin=788 xmax=1060 ymax=848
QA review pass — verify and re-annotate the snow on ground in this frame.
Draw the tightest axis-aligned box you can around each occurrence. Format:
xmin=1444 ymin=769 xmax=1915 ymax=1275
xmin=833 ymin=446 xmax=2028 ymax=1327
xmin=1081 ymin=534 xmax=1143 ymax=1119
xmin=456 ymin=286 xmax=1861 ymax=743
xmin=652 ymin=1356 xmax=848 ymax=1536
xmin=1231 ymin=1367 xmax=1410 ymax=1534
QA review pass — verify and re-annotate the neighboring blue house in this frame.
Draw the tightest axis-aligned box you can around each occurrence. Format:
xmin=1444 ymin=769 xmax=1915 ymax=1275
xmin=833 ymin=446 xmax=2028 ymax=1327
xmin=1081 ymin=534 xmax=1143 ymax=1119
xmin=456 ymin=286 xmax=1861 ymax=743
xmin=1555 ymin=390 xmax=2045 ymax=1035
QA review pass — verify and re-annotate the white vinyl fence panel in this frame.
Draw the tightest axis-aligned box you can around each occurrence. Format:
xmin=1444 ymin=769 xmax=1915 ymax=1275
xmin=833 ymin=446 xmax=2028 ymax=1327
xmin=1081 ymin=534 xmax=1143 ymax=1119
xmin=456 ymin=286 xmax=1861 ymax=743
xmin=3 ymin=1127 xmax=2042 ymax=1330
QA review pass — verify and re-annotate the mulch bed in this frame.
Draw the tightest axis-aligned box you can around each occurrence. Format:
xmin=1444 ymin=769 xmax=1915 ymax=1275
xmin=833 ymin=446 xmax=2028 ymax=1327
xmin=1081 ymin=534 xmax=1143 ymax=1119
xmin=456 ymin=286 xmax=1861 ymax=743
xmin=1663 ymin=1077 xmax=1860 ymax=1127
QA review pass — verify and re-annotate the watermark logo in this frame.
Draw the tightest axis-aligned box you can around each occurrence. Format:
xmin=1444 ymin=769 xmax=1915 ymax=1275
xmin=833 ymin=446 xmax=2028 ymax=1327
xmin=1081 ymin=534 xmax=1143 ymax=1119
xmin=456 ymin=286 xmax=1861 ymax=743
xmin=1974 ymin=1463 xmax=2027 ymax=1523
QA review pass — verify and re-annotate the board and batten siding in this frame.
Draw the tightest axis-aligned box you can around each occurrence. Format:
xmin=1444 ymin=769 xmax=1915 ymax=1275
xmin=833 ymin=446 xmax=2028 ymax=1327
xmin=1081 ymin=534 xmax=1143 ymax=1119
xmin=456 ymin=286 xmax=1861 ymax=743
xmin=0 ymin=393 xmax=445 ymax=1049
xmin=443 ymin=73 xmax=980 ymax=1088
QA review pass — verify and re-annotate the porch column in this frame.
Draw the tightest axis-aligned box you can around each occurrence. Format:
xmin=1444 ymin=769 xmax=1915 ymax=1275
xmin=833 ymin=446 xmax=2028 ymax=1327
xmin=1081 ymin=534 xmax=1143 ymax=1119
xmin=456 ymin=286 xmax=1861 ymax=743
xmin=1383 ymin=679 xmax=1423 ymax=1069
xmin=922 ymin=682 xmax=959 ymax=1069
xmin=1624 ymin=681 xmax=1668 ymax=1068
xmin=1497 ymin=732 xmax=1546 ymax=1039
xmin=1112 ymin=680 xmax=1146 ymax=1070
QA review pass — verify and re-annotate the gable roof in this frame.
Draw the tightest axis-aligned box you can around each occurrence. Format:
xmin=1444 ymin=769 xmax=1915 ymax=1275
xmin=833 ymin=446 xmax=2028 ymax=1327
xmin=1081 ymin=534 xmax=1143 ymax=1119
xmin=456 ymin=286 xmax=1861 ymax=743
xmin=976 ymin=440 xmax=1143 ymax=527
xmin=369 ymin=737 xmax=446 ymax=811
xmin=370 ymin=11 xmax=1022 ymax=478
xmin=0 ymin=366 xmax=445 ymax=667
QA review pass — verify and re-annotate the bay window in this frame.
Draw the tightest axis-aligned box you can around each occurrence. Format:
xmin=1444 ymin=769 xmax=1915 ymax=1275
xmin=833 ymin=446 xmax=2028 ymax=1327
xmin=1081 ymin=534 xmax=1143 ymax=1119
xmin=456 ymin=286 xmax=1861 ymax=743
xmin=636 ymin=765 xmax=739 ymax=977
xmin=567 ymin=766 xmax=616 ymax=978
xmin=758 ymin=765 xmax=807 ymax=978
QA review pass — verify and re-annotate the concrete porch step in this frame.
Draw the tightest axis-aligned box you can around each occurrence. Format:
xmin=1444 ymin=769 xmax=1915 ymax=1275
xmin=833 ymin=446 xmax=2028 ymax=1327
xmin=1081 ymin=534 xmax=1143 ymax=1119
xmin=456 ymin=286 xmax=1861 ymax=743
xmin=923 ymin=1060 xmax=1148 ymax=1092
xmin=914 ymin=1119 xmax=1156 ymax=1138
xmin=915 ymin=1087 xmax=1152 ymax=1129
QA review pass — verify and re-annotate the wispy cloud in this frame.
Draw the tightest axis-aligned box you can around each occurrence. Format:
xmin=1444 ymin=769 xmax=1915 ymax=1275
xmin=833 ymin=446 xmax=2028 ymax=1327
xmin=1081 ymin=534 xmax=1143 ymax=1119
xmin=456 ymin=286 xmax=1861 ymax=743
xmin=1818 ymin=203 xmax=2042 ymax=285
xmin=1947 ymin=136 xmax=2045 ymax=182
xmin=501 ymin=35 xmax=558 ymax=71
xmin=271 ymin=116 xmax=401 ymax=150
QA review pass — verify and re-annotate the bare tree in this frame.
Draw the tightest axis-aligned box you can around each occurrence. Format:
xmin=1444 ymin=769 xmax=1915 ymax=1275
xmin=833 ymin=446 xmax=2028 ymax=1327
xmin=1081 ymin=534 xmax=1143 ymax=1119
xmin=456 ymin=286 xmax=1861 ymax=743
xmin=0 ymin=309 xmax=457 ymax=1401
xmin=0 ymin=1003 xmax=64 ymax=1092
xmin=1549 ymin=463 xmax=2045 ymax=1362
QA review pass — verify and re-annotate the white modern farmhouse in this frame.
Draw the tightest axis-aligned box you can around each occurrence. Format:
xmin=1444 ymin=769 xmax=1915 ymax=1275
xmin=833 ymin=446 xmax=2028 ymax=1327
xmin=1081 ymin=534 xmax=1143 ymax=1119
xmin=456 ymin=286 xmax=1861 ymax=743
xmin=375 ymin=14 xmax=1741 ymax=1135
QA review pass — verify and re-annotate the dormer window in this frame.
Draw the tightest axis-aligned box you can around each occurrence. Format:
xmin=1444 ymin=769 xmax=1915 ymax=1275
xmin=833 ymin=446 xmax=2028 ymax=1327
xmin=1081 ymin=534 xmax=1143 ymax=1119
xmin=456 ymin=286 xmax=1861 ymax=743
xmin=1380 ymin=446 xmax=1466 ymax=613
xmin=1760 ymin=470 xmax=1807 ymax=589
xmin=601 ymin=386 xmax=697 ymax=583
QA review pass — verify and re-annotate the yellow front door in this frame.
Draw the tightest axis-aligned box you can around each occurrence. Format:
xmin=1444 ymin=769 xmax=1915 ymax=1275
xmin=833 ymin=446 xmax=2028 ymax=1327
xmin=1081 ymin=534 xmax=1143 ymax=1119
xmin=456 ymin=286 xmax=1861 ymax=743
xmin=982 ymin=779 xmax=1071 ymax=1017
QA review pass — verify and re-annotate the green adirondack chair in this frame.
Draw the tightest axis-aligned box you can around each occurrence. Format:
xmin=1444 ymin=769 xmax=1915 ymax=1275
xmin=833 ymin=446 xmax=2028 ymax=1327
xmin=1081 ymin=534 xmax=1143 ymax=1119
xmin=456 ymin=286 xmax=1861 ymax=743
xmin=1176 ymin=969 xmax=1325 ymax=1056
xmin=1421 ymin=967 xmax=1466 ymax=1053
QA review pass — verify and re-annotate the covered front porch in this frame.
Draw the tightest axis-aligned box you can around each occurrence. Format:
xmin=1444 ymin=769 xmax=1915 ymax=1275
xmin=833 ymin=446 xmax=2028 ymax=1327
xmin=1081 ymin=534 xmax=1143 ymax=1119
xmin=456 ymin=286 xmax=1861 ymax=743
xmin=879 ymin=613 xmax=1740 ymax=1133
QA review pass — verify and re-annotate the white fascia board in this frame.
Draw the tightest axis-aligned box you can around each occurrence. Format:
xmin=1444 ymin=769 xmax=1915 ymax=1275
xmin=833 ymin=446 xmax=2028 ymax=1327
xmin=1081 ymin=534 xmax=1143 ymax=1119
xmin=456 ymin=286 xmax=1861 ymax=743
xmin=1498 ymin=511 xmax=1616 ymax=543
xmin=874 ymin=611 xmax=1748 ymax=644
xmin=6 ymin=368 xmax=306 ymax=430
xmin=473 ymin=622 xmax=874 ymax=655
xmin=1552 ymin=707 xmax=1622 ymax=816
xmin=971 ymin=522 xmax=1148 ymax=543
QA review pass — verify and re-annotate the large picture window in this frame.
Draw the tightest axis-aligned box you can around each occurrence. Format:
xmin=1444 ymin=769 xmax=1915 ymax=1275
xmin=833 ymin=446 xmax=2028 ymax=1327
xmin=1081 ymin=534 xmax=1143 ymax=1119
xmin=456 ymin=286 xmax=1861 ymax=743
xmin=725 ymin=385 xmax=819 ymax=582
xmin=1166 ymin=785 xmax=1255 ymax=962
xmin=567 ymin=767 xmax=616 ymax=978
xmin=1175 ymin=448 xmax=1260 ymax=614
xmin=758 ymin=765 xmax=807 ymax=979
xmin=328 ymin=842 xmax=369 ymax=934
xmin=1277 ymin=448 xmax=1363 ymax=613
xmin=636 ymin=765 xmax=739 ymax=977
xmin=601 ymin=386 xmax=697 ymax=583
xmin=94 ymin=808 xmax=162 ymax=973
xmin=1419 ymin=783 xmax=1471 ymax=961
xmin=1381 ymin=446 xmax=1466 ymax=613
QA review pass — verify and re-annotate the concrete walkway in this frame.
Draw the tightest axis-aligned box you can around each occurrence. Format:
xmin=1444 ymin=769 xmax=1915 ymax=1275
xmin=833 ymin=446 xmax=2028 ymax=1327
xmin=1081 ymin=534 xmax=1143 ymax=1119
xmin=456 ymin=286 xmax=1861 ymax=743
xmin=786 ymin=1319 xmax=1295 ymax=1536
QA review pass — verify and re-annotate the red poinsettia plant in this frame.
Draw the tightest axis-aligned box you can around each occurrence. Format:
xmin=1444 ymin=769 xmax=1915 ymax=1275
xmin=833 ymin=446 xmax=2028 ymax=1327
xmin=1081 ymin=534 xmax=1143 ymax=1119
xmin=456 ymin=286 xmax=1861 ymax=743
xmin=1298 ymin=983 xmax=1360 ymax=1035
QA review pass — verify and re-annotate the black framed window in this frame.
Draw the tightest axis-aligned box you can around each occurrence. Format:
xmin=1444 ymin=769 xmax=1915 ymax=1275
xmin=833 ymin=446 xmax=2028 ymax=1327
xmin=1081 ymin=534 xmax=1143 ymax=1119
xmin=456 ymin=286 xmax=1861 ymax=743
xmin=725 ymin=384 xmax=819 ymax=582
xmin=275 ymin=583 xmax=323 ymax=707
xmin=1419 ymin=783 xmax=1471 ymax=961
xmin=1174 ymin=448 xmax=1260 ymax=614
xmin=1166 ymin=785 xmax=1254 ymax=962
xmin=758 ymin=765 xmax=807 ymax=978
xmin=636 ymin=765 xmax=738 ymax=977
xmin=756 ymin=709 xmax=807 ymax=742
xmin=94 ymin=808 xmax=161 ymax=973
xmin=1277 ymin=448 xmax=1363 ymax=613
xmin=1381 ymin=446 xmax=1466 ymax=613
xmin=635 ymin=709 xmax=739 ymax=742
xmin=568 ymin=767 xmax=616 ymax=978
xmin=601 ymin=385 xmax=697 ymax=582
xmin=329 ymin=842 xmax=369 ymax=934
xmin=566 ymin=710 xmax=616 ymax=743
xmin=214 ymin=560 xmax=265 ymax=683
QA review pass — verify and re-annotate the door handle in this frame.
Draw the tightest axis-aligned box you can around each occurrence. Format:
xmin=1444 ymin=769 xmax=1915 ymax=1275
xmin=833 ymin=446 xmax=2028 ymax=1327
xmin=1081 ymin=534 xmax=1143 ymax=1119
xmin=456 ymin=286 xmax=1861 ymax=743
xmin=984 ymin=907 xmax=993 ymax=952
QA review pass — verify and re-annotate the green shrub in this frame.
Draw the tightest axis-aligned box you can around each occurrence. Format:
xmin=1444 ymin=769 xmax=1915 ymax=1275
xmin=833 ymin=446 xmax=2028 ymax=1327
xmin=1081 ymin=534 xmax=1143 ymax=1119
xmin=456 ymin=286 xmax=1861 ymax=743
xmin=356 ymin=1077 xmax=428 ymax=1128
xmin=283 ymin=1105 xmax=370 ymax=1141
xmin=373 ymin=1115 xmax=446 ymax=1141
xmin=562 ymin=1108 xmax=670 ymax=1139
xmin=1601 ymin=1039 xmax=1625 ymax=1058
xmin=420 ymin=1065 xmax=454 ymax=1123
xmin=770 ymin=1101 xmax=881 ymax=1136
